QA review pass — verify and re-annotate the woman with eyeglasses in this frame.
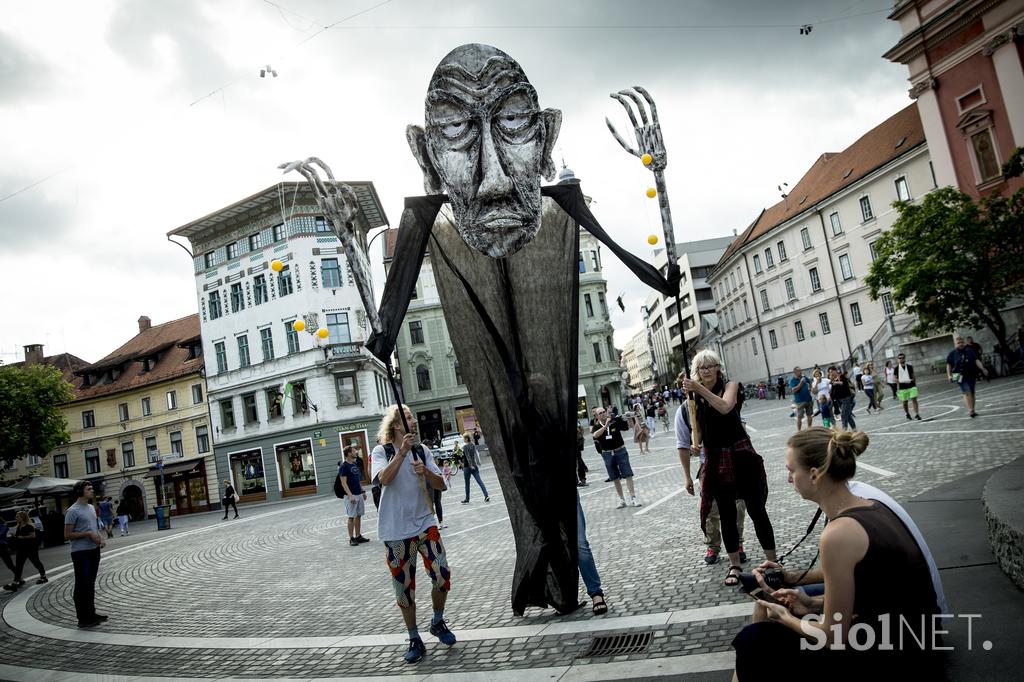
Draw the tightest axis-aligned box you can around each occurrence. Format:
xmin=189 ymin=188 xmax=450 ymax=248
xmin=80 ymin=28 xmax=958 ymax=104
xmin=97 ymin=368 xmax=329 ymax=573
xmin=682 ymin=349 xmax=777 ymax=586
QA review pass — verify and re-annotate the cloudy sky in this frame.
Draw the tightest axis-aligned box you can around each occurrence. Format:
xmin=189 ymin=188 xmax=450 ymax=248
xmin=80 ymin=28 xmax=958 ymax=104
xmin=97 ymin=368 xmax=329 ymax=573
xmin=0 ymin=0 xmax=912 ymax=365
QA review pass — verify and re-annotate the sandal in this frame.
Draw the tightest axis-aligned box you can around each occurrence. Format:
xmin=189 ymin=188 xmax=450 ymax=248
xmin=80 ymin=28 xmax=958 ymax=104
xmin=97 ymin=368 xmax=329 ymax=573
xmin=591 ymin=594 xmax=608 ymax=615
xmin=724 ymin=565 xmax=742 ymax=587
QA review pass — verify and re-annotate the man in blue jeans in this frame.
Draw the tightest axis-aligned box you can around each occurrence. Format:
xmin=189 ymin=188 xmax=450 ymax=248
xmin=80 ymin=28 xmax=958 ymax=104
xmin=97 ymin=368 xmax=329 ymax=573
xmin=946 ymin=335 xmax=989 ymax=418
xmin=577 ymin=493 xmax=608 ymax=614
xmin=591 ymin=407 xmax=641 ymax=509
xmin=63 ymin=481 xmax=107 ymax=628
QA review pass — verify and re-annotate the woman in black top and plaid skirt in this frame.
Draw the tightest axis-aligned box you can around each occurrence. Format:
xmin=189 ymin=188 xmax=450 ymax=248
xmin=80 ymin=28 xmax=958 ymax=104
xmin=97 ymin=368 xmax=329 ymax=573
xmin=682 ymin=349 xmax=777 ymax=586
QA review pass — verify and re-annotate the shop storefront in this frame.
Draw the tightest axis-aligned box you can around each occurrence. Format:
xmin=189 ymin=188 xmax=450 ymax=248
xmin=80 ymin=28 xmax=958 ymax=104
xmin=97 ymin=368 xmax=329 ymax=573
xmin=454 ymin=405 xmax=478 ymax=436
xmin=275 ymin=439 xmax=317 ymax=497
xmin=229 ymin=449 xmax=267 ymax=502
xmin=147 ymin=459 xmax=211 ymax=515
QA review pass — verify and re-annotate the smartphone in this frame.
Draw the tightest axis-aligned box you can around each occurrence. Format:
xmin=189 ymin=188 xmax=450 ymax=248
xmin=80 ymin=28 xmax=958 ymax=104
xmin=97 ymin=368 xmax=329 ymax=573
xmin=745 ymin=587 xmax=782 ymax=606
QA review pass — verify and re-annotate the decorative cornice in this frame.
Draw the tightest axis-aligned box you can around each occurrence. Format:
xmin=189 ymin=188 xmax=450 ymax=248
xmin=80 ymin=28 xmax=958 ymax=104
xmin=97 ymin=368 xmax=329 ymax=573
xmin=909 ymin=78 xmax=937 ymax=99
xmin=982 ymin=21 xmax=1024 ymax=56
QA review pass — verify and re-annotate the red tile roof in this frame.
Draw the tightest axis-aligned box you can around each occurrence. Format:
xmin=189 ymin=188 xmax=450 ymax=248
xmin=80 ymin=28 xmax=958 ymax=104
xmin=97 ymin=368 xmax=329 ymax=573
xmin=73 ymin=314 xmax=203 ymax=400
xmin=715 ymin=103 xmax=925 ymax=270
xmin=10 ymin=353 xmax=91 ymax=386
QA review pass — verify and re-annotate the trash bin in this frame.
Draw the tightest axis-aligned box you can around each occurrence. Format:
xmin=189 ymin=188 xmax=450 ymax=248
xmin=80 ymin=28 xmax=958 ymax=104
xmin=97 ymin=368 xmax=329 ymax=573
xmin=153 ymin=504 xmax=172 ymax=531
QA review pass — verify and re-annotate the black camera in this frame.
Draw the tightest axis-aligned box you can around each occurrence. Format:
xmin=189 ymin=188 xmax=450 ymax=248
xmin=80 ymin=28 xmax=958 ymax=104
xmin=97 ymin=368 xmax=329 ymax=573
xmin=736 ymin=567 xmax=784 ymax=594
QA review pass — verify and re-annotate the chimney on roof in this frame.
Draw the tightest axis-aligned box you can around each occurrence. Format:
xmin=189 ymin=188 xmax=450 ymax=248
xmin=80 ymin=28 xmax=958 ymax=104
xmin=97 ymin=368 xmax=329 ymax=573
xmin=23 ymin=344 xmax=44 ymax=366
xmin=138 ymin=316 xmax=152 ymax=333
xmin=733 ymin=229 xmax=737 ymax=236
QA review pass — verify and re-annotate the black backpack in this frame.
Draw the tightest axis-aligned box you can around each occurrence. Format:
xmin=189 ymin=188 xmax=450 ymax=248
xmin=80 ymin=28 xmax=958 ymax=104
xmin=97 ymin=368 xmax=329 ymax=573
xmin=333 ymin=465 xmax=347 ymax=499
xmin=371 ymin=443 xmax=397 ymax=509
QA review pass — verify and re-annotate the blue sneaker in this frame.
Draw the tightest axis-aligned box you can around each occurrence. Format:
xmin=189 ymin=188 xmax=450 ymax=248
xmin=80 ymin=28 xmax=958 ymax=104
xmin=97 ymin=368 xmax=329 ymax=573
xmin=404 ymin=637 xmax=425 ymax=663
xmin=429 ymin=619 xmax=457 ymax=646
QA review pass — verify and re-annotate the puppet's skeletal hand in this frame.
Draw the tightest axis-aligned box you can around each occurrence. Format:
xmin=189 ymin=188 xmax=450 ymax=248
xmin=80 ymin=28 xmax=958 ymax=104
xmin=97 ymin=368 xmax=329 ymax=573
xmin=279 ymin=157 xmax=360 ymax=232
xmin=605 ymin=86 xmax=667 ymax=172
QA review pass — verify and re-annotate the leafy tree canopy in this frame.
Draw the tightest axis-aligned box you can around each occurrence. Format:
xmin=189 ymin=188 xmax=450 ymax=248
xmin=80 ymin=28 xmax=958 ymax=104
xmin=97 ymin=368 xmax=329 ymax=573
xmin=0 ymin=363 xmax=75 ymax=470
xmin=865 ymin=186 xmax=1024 ymax=350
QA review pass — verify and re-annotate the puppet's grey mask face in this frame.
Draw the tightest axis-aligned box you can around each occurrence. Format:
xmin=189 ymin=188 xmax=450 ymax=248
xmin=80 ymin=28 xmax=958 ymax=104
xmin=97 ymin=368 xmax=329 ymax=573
xmin=408 ymin=44 xmax=561 ymax=258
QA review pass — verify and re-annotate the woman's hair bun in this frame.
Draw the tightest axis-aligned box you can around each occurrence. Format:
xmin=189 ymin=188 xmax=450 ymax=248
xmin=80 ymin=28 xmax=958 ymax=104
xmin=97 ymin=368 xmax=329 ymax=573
xmin=830 ymin=429 xmax=869 ymax=458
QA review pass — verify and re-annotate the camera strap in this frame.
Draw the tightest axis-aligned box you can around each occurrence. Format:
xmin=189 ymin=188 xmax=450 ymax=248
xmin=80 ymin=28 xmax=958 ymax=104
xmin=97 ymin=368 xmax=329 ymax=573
xmin=777 ymin=507 xmax=823 ymax=565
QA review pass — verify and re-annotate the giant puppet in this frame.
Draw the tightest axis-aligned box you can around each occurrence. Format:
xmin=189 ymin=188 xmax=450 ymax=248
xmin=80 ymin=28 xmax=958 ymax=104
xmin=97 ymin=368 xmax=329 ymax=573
xmin=284 ymin=44 xmax=687 ymax=615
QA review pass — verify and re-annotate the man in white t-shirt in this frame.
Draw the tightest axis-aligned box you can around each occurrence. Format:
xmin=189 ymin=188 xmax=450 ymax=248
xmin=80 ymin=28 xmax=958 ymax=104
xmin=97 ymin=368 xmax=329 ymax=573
xmin=371 ymin=406 xmax=454 ymax=664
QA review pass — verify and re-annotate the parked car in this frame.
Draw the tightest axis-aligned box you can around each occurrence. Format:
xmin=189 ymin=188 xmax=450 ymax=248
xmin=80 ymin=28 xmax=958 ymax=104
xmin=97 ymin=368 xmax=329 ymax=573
xmin=433 ymin=433 xmax=462 ymax=461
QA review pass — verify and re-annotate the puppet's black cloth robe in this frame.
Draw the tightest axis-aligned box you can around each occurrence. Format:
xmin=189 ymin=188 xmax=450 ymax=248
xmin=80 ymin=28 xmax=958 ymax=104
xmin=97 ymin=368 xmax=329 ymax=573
xmin=367 ymin=183 xmax=678 ymax=614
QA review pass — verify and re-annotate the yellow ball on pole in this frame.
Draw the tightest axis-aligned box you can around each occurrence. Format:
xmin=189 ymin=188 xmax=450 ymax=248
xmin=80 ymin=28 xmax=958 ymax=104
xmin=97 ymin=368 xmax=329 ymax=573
xmin=317 ymin=327 xmax=329 ymax=339
xmin=646 ymin=187 xmax=657 ymax=198
xmin=292 ymin=319 xmax=305 ymax=333
xmin=641 ymin=153 xmax=653 ymax=166
xmin=271 ymin=260 xmax=284 ymax=272
xmin=647 ymin=235 xmax=659 ymax=245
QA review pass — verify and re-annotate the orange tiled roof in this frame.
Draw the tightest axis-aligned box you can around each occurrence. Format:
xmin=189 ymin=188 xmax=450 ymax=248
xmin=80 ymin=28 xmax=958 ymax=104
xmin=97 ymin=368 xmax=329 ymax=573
xmin=715 ymin=103 xmax=925 ymax=271
xmin=73 ymin=314 xmax=203 ymax=400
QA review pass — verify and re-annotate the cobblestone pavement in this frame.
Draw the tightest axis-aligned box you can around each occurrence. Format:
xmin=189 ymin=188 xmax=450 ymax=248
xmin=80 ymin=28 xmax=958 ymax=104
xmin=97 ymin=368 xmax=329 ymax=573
xmin=2 ymin=374 xmax=1023 ymax=679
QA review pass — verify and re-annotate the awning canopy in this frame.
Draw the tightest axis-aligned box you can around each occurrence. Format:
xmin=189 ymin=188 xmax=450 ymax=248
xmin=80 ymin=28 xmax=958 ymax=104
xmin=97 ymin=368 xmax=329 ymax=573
xmin=145 ymin=460 xmax=201 ymax=478
xmin=11 ymin=475 xmax=79 ymax=495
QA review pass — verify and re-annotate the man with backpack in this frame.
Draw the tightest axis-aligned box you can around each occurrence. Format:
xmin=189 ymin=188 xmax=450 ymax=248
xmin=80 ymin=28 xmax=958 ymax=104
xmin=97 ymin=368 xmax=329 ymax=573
xmin=337 ymin=446 xmax=368 ymax=546
xmin=371 ymin=405 xmax=454 ymax=664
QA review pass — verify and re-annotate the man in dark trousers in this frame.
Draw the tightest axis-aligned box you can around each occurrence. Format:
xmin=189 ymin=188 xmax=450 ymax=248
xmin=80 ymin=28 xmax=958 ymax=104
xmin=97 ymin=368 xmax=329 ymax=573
xmin=591 ymin=406 xmax=641 ymax=509
xmin=947 ymin=335 xmax=989 ymax=417
xmin=222 ymin=479 xmax=239 ymax=519
xmin=63 ymin=481 xmax=107 ymax=628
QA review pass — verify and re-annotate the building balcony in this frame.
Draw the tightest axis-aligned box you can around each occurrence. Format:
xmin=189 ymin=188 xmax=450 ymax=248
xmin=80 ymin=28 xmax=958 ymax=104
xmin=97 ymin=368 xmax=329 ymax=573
xmin=324 ymin=342 xmax=369 ymax=369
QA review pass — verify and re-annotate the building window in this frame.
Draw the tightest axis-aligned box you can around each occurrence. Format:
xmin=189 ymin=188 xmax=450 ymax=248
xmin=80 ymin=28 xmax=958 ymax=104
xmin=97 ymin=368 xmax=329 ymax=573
xmin=839 ymin=254 xmax=853 ymax=281
xmin=260 ymin=327 xmax=275 ymax=361
xmin=578 ymin=251 xmax=585 ymax=273
xmin=169 ymin=431 xmax=183 ymax=456
xmin=285 ymin=322 xmax=300 ymax=354
xmin=248 ymin=233 xmax=262 ymax=251
xmin=117 ymin=403 xmax=129 ymax=422
xmin=192 ymin=384 xmax=203 ymax=404
xmin=768 ymin=330 xmax=778 ymax=350
xmin=593 ymin=341 xmax=602 ymax=364
xmin=729 ymin=272 xmax=737 ymax=290
xmin=53 ymin=453 xmax=68 ymax=478
xmin=759 ymin=289 xmax=770 ymax=312
xmin=590 ymin=250 xmax=600 ymax=272
xmin=777 ymin=241 xmax=787 ymax=262
xmin=607 ymin=337 xmax=616 ymax=362
xmin=85 ymin=449 xmax=101 ymax=475
xmin=809 ymin=267 xmax=822 ymax=292
xmin=598 ymin=292 xmax=608 ymax=315
xmin=230 ymin=283 xmax=244 ymax=312
xmin=253 ymin=274 xmax=268 ymax=305
xmin=145 ymin=436 xmax=159 ymax=463
xmin=278 ymin=266 xmax=293 ymax=296
xmin=869 ymin=241 xmax=879 ymax=262
xmin=895 ymin=176 xmax=910 ymax=201
xmin=850 ymin=302 xmax=863 ymax=325
xmin=315 ymin=216 xmax=331 ymax=232
xmin=166 ymin=390 xmax=177 ymax=410
xmin=272 ymin=223 xmax=285 ymax=242
xmin=584 ymin=293 xmax=594 ymax=317
xmin=195 ymin=425 xmax=209 ymax=454
xmin=795 ymin=320 xmax=805 ymax=341
xmin=237 ymin=335 xmax=251 ymax=368
xmin=203 ymin=251 xmax=216 ymax=269
xmin=336 ymin=375 xmax=359 ymax=405
xmin=141 ymin=396 xmax=151 ymax=416
xmin=742 ymin=298 xmax=751 ymax=320
xmin=122 ymin=441 xmax=135 ymax=468
xmin=215 ymin=341 xmax=227 ymax=373
xmin=220 ymin=399 xmax=235 ymax=429
xmin=881 ymin=292 xmax=895 ymax=316
xmin=226 ymin=242 xmax=239 ymax=260
xmin=784 ymin=278 xmax=796 ymax=300
xmin=829 ymin=212 xmax=843 ymax=236
xmin=819 ymin=312 xmax=832 ymax=335
xmin=454 ymin=360 xmax=463 ymax=386
xmin=764 ymin=248 xmax=774 ymax=269
xmin=409 ymin=320 xmax=424 ymax=345
xmin=321 ymin=258 xmax=342 ymax=288
xmin=209 ymin=291 xmax=222 ymax=320
xmin=859 ymin=196 xmax=873 ymax=221
xmin=800 ymin=227 xmax=812 ymax=250
xmin=752 ymin=337 xmax=759 ymax=355
xmin=970 ymin=129 xmax=1001 ymax=182
xmin=753 ymin=254 xmax=762 ymax=274
xmin=242 ymin=393 xmax=259 ymax=424
xmin=82 ymin=410 xmax=95 ymax=428
xmin=416 ymin=365 xmax=431 ymax=391
xmin=683 ymin=315 xmax=695 ymax=330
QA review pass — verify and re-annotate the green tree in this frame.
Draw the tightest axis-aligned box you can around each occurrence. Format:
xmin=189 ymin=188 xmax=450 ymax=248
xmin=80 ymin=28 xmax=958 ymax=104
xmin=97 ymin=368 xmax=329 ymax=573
xmin=0 ymin=364 xmax=75 ymax=470
xmin=865 ymin=186 xmax=1024 ymax=355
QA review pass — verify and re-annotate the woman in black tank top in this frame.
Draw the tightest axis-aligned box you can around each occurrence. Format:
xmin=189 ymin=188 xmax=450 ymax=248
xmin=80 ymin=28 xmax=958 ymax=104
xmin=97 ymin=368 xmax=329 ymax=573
xmin=731 ymin=427 xmax=940 ymax=680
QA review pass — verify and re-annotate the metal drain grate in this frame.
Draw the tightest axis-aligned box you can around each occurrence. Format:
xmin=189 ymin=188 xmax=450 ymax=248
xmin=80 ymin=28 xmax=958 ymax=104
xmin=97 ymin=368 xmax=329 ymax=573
xmin=580 ymin=632 xmax=653 ymax=658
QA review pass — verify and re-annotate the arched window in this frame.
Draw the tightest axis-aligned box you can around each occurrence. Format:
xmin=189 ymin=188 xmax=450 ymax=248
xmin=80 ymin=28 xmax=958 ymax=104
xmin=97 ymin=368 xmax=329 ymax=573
xmin=416 ymin=364 xmax=431 ymax=391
